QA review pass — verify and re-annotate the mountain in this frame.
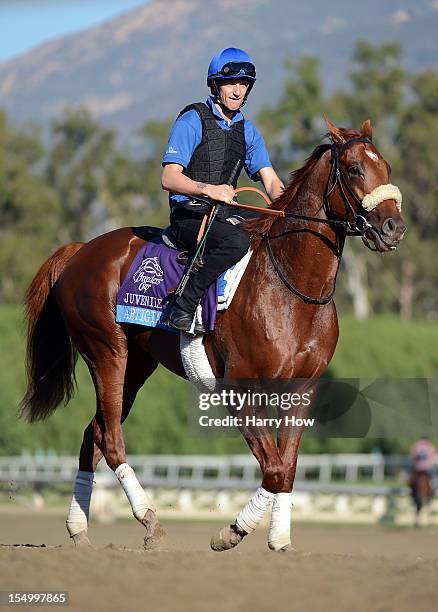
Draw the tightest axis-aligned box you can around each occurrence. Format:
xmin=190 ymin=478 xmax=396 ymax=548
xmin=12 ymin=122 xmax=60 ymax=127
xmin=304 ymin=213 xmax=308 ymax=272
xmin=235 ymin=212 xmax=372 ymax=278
xmin=0 ymin=0 xmax=436 ymax=138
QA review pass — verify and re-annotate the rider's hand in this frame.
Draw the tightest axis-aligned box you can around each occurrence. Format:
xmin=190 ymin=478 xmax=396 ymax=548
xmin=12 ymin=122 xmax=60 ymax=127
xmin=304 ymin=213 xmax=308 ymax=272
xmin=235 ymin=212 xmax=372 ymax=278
xmin=205 ymin=184 xmax=236 ymax=205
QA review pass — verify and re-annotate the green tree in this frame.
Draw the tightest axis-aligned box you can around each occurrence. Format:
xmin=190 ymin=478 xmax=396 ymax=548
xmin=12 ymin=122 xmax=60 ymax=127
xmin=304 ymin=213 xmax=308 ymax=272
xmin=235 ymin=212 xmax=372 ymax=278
xmin=329 ymin=41 xmax=405 ymax=150
xmin=254 ymin=41 xmax=438 ymax=321
xmin=47 ymin=108 xmax=119 ymax=241
xmin=0 ymin=111 xmax=60 ymax=303
xmin=394 ymin=71 xmax=438 ymax=319
xmin=257 ymin=56 xmax=324 ymax=175
xmin=136 ymin=119 xmax=172 ymax=227
xmin=103 ymin=118 xmax=172 ymax=229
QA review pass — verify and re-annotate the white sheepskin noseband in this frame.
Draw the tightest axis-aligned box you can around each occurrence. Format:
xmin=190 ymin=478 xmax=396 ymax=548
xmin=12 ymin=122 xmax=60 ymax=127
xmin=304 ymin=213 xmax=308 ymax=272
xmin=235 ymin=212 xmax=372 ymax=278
xmin=362 ymin=184 xmax=402 ymax=212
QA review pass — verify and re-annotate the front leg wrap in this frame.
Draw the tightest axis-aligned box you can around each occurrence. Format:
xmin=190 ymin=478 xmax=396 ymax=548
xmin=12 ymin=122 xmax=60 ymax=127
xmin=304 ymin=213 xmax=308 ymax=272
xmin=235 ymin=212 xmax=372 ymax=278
xmin=268 ymin=492 xmax=293 ymax=551
xmin=235 ymin=487 xmax=275 ymax=533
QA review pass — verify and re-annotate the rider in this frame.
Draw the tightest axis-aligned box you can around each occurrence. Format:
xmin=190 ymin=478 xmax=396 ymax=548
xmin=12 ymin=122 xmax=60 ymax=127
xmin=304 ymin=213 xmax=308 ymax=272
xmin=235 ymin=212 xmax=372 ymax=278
xmin=162 ymin=47 xmax=284 ymax=332
xmin=410 ymin=437 xmax=437 ymax=476
xmin=409 ymin=436 xmax=436 ymax=516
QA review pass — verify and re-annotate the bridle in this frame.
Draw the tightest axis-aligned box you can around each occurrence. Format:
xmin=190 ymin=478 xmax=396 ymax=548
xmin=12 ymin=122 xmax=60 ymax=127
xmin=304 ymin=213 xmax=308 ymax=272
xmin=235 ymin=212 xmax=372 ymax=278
xmin=264 ymin=137 xmax=396 ymax=305
xmin=324 ymin=137 xmax=375 ymax=238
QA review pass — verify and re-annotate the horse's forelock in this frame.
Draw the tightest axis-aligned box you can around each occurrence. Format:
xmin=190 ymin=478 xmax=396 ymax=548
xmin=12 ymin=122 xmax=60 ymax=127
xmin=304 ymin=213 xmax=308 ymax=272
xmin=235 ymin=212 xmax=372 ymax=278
xmin=326 ymin=127 xmax=362 ymax=144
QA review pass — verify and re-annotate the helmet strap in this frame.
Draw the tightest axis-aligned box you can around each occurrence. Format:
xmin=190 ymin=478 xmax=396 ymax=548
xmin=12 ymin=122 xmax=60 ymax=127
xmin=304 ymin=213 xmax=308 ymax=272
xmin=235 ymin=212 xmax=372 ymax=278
xmin=211 ymin=81 xmax=220 ymax=98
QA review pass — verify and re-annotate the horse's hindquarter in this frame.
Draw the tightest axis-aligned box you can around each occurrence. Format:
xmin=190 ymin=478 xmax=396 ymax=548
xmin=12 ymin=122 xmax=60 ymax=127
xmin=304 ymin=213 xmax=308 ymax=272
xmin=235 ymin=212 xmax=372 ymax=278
xmin=54 ymin=226 xmax=188 ymax=378
xmin=54 ymin=228 xmax=153 ymax=353
xmin=209 ymin=254 xmax=340 ymax=379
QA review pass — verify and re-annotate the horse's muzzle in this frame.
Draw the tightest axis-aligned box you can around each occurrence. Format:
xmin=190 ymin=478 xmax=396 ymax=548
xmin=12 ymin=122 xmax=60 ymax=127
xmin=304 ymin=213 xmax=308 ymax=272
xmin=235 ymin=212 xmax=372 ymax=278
xmin=366 ymin=214 xmax=407 ymax=252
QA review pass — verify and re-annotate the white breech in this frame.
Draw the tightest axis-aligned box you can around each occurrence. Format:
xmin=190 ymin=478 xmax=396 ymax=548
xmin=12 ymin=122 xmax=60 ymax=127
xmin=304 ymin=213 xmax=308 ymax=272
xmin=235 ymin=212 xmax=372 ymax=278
xmin=268 ymin=492 xmax=293 ymax=550
xmin=66 ymin=470 xmax=94 ymax=537
xmin=114 ymin=463 xmax=155 ymax=521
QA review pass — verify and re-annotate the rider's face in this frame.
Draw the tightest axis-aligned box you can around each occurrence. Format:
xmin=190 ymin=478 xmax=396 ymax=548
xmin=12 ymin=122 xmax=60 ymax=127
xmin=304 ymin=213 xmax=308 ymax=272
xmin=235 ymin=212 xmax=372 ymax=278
xmin=217 ymin=79 xmax=250 ymax=111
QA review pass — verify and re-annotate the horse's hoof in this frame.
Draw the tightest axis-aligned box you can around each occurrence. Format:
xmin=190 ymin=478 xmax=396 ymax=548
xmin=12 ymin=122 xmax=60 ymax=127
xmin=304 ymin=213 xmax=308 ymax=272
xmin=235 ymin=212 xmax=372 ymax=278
xmin=268 ymin=542 xmax=295 ymax=552
xmin=143 ymin=523 xmax=167 ymax=551
xmin=140 ymin=510 xmax=167 ymax=551
xmin=139 ymin=509 xmax=166 ymax=550
xmin=210 ymin=525 xmax=244 ymax=552
xmin=71 ymin=530 xmax=92 ymax=547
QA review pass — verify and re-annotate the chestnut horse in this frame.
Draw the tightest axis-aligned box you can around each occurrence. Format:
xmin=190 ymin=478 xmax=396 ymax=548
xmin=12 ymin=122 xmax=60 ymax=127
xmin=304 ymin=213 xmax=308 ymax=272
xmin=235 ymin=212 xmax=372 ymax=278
xmin=20 ymin=120 xmax=405 ymax=551
xmin=409 ymin=470 xmax=434 ymax=526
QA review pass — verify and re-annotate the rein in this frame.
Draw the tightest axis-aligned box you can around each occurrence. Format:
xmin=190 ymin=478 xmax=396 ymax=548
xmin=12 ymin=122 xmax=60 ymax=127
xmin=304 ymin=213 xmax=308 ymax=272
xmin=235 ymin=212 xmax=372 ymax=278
xmin=191 ymin=139 xmax=400 ymax=306
xmin=236 ymin=139 xmax=395 ymax=236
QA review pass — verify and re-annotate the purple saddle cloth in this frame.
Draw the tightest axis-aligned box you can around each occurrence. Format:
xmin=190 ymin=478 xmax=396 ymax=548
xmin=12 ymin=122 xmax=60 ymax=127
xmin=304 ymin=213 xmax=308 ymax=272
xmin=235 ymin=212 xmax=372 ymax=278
xmin=116 ymin=238 xmax=217 ymax=333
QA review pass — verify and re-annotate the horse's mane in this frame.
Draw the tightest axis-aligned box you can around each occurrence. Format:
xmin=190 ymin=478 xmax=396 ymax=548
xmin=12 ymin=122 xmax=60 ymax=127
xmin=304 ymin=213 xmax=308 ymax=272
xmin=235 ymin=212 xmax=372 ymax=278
xmin=247 ymin=128 xmax=361 ymax=246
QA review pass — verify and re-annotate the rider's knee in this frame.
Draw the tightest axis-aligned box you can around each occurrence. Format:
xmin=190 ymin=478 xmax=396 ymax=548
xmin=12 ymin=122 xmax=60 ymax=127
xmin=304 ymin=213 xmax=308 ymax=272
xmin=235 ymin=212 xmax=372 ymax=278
xmin=226 ymin=231 xmax=250 ymax=259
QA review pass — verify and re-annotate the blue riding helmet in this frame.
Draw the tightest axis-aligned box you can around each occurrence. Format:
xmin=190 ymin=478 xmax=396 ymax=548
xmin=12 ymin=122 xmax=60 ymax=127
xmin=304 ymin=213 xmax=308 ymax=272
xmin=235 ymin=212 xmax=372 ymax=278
xmin=207 ymin=47 xmax=257 ymax=89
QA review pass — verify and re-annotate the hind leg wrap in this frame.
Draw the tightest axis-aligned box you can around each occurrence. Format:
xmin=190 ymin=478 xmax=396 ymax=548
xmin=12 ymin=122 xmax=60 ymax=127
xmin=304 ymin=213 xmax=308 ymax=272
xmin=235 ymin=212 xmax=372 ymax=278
xmin=66 ymin=470 xmax=94 ymax=537
xmin=115 ymin=463 xmax=155 ymax=520
xmin=235 ymin=487 xmax=274 ymax=533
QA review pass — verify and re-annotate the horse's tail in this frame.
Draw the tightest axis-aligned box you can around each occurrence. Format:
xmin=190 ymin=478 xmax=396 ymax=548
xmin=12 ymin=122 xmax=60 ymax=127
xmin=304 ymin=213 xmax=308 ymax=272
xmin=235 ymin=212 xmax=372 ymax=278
xmin=19 ymin=242 xmax=85 ymax=422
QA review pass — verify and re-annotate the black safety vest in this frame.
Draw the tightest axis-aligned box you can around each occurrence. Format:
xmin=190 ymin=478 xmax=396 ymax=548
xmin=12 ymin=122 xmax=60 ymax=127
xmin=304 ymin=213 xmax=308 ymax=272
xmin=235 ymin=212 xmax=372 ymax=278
xmin=177 ymin=102 xmax=246 ymax=188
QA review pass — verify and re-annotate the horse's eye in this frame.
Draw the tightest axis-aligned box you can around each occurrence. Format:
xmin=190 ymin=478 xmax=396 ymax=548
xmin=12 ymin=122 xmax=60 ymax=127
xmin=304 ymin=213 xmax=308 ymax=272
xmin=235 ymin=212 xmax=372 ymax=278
xmin=348 ymin=165 xmax=361 ymax=177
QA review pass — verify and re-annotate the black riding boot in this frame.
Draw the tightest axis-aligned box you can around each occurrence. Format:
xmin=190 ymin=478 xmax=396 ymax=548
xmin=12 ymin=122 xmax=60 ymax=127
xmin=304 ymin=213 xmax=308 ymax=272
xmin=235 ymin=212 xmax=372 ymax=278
xmin=166 ymin=296 xmax=205 ymax=334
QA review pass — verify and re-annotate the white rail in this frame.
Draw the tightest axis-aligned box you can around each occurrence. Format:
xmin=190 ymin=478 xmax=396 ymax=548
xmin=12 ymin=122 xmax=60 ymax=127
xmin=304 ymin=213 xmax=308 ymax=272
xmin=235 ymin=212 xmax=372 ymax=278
xmin=0 ymin=453 xmax=423 ymax=494
xmin=3 ymin=454 xmax=437 ymax=524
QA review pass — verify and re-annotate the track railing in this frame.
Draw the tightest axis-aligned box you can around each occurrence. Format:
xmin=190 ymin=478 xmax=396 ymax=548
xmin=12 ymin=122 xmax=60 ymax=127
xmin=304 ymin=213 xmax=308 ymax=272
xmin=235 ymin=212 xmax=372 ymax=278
xmin=0 ymin=453 xmax=428 ymax=495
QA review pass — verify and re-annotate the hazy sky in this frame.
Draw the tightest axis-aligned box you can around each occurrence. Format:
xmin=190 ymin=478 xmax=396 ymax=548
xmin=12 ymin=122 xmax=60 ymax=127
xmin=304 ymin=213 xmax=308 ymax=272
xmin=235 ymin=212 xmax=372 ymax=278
xmin=0 ymin=0 xmax=149 ymax=62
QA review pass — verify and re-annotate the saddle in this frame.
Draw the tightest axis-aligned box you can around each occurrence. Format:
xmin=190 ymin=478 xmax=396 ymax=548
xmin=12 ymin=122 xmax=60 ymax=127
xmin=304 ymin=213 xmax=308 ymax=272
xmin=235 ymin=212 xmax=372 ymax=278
xmin=116 ymin=226 xmax=252 ymax=333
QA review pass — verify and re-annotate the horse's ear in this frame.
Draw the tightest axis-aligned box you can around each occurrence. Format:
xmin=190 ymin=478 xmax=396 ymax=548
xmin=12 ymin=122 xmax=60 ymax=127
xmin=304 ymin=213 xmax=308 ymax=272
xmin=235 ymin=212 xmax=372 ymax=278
xmin=324 ymin=117 xmax=346 ymax=145
xmin=360 ymin=119 xmax=373 ymax=141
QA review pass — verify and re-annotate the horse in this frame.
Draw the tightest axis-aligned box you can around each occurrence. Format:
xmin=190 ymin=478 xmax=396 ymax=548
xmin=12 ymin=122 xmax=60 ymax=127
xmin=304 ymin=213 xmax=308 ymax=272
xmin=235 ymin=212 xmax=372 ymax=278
xmin=19 ymin=119 xmax=406 ymax=551
xmin=409 ymin=470 xmax=434 ymax=526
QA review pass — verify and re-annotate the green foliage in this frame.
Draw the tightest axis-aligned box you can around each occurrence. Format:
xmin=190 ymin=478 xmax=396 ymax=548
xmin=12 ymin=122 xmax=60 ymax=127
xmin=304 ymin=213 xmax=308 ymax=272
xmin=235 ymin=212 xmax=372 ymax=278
xmin=341 ymin=41 xmax=405 ymax=129
xmin=134 ymin=119 xmax=172 ymax=227
xmin=0 ymin=108 xmax=173 ymax=302
xmin=1 ymin=306 xmax=437 ymax=456
xmin=47 ymin=108 xmax=119 ymax=240
xmin=257 ymin=40 xmax=438 ymax=320
xmin=0 ymin=111 xmax=61 ymax=303
xmin=331 ymin=316 xmax=438 ymax=377
xmin=257 ymin=56 xmax=324 ymax=173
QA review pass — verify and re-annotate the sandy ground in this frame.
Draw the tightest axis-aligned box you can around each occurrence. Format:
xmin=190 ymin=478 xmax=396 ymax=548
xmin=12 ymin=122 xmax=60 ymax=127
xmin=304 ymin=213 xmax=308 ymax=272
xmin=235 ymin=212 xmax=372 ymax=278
xmin=0 ymin=515 xmax=437 ymax=612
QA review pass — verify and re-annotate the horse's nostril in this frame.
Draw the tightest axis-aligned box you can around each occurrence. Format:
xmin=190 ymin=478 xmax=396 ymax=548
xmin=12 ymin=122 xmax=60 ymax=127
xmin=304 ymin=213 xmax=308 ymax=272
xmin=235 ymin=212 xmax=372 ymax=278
xmin=382 ymin=218 xmax=396 ymax=236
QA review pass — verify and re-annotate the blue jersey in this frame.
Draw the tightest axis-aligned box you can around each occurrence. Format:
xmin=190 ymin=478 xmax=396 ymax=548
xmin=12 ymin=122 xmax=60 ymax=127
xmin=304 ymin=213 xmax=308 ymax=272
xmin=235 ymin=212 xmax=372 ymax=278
xmin=162 ymin=97 xmax=272 ymax=207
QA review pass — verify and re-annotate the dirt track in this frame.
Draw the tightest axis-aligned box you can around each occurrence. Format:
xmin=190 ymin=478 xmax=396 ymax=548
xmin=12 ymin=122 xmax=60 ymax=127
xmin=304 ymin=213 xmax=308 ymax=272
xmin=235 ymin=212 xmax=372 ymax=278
xmin=1 ymin=515 xmax=437 ymax=612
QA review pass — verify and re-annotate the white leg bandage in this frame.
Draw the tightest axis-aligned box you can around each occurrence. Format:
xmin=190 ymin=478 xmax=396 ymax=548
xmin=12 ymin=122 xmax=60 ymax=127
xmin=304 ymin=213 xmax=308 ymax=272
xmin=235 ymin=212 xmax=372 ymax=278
xmin=235 ymin=487 xmax=274 ymax=533
xmin=66 ymin=470 xmax=94 ymax=537
xmin=268 ymin=492 xmax=292 ymax=551
xmin=115 ymin=463 xmax=155 ymax=520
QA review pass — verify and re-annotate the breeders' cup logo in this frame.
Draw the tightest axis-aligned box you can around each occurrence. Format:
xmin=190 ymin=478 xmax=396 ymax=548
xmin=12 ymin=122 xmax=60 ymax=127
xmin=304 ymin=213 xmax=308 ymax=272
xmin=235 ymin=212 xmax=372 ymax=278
xmin=133 ymin=257 xmax=164 ymax=292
